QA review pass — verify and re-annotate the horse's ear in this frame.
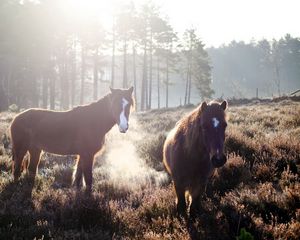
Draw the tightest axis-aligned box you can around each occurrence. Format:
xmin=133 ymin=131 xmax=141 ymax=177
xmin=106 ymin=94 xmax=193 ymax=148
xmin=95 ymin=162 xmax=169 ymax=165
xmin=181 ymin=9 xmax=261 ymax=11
xmin=200 ymin=101 xmax=207 ymax=112
xmin=221 ymin=100 xmax=228 ymax=110
xmin=110 ymin=87 xmax=116 ymax=94
xmin=128 ymin=86 xmax=134 ymax=95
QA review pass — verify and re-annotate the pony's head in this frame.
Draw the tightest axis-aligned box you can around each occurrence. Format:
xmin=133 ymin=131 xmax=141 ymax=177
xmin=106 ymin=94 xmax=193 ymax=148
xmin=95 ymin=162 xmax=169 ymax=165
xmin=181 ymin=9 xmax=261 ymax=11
xmin=199 ymin=101 xmax=228 ymax=168
xmin=110 ymin=87 xmax=134 ymax=133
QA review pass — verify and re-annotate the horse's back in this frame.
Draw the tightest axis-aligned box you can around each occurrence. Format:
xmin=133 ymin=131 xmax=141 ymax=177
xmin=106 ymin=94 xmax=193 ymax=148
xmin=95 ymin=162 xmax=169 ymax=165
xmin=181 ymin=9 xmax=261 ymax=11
xmin=10 ymin=109 xmax=76 ymax=153
xmin=11 ymin=109 xmax=54 ymax=134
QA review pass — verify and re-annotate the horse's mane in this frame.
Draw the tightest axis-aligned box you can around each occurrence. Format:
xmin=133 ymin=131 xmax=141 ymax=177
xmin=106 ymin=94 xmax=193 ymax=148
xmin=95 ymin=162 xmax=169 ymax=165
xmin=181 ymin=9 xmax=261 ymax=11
xmin=177 ymin=105 xmax=204 ymax=154
xmin=75 ymin=91 xmax=135 ymax=111
xmin=70 ymin=93 xmax=112 ymax=113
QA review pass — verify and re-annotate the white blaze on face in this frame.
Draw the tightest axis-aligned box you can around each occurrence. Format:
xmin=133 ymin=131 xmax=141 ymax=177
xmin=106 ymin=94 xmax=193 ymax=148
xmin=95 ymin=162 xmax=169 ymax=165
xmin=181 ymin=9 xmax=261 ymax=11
xmin=119 ymin=97 xmax=129 ymax=132
xmin=212 ymin=117 xmax=220 ymax=128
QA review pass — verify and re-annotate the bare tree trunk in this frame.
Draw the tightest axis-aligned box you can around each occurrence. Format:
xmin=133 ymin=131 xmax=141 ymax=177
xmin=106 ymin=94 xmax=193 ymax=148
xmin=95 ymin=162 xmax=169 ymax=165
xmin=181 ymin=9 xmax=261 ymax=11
xmin=148 ymin=30 xmax=153 ymax=110
xmin=184 ymin=62 xmax=189 ymax=105
xmin=123 ymin=39 xmax=127 ymax=88
xmin=111 ymin=19 xmax=115 ymax=88
xmin=187 ymin=34 xmax=193 ymax=105
xmin=275 ymin=63 xmax=280 ymax=97
xmin=132 ymin=45 xmax=137 ymax=105
xmin=145 ymin=57 xmax=149 ymax=110
xmin=42 ymin=76 xmax=48 ymax=109
xmin=60 ymin=46 xmax=69 ymax=110
xmin=166 ymin=53 xmax=169 ymax=108
xmin=6 ymin=71 xmax=11 ymax=107
xmin=70 ymin=40 xmax=76 ymax=107
xmin=49 ymin=69 xmax=56 ymax=110
xmin=141 ymin=43 xmax=147 ymax=111
xmin=80 ymin=44 xmax=86 ymax=105
xmin=93 ymin=48 xmax=99 ymax=100
xmin=65 ymin=56 xmax=69 ymax=109
xmin=31 ymin=75 xmax=39 ymax=108
xmin=157 ymin=54 xmax=160 ymax=109
xmin=188 ymin=70 xmax=192 ymax=104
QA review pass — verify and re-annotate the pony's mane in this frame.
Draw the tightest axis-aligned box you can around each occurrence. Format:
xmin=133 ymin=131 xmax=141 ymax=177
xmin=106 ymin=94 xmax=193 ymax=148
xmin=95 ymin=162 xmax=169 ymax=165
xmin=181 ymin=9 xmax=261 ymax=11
xmin=71 ymin=93 xmax=112 ymax=112
xmin=178 ymin=105 xmax=203 ymax=154
xmin=68 ymin=91 xmax=135 ymax=117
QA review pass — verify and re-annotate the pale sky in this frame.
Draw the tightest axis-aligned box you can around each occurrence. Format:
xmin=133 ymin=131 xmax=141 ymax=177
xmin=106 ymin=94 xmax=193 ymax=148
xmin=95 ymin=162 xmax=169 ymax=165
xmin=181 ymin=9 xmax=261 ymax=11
xmin=155 ymin=0 xmax=300 ymax=47
xmin=66 ymin=0 xmax=300 ymax=47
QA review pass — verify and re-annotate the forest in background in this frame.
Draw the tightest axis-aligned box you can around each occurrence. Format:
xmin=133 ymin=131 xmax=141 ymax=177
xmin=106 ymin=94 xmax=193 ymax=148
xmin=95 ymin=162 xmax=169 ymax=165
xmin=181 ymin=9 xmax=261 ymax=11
xmin=0 ymin=0 xmax=299 ymax=112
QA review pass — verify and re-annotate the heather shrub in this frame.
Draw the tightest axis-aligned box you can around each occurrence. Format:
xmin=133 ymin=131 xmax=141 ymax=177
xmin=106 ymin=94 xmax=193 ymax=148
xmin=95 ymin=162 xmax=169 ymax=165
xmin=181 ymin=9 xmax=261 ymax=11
xmin=0 ymin=101 xmax=299 ymax=239
xmin=224 ymin=129 xmax=257 ymax=168
xmin=213 ymin=155 xmax=251 ymax=194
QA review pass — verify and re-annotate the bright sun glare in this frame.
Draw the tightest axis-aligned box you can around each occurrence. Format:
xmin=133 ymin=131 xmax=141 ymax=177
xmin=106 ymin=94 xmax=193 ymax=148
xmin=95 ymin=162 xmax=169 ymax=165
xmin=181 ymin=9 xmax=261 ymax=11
xmin=60 ymin=0 xmax=113 ymax=27
xmin=59 ymin=0 xmax=300 ymax=47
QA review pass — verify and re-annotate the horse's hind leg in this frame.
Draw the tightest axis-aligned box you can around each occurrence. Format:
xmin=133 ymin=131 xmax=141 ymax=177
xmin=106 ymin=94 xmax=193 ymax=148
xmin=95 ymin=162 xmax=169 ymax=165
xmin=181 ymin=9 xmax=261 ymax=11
xmin=73 ymin=156 xmax=83 ymax=189
xmin=28 ymin=148 xmax=41 ymax=178
xmin=12 ymin=144 xmax=28 ymax=181
xmin=80 ymin=154 xmax=94 ymax=193
xmin=174 ymin=182 xmax=186 ymax=216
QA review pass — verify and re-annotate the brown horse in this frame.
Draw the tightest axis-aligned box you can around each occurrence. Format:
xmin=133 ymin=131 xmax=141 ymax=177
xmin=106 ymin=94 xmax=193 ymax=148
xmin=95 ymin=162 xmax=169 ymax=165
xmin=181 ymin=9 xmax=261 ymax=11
xmin=163 ymin=100 xmax=228 ymax=216
xmin=10 ymin=87 xmax=134 ymax=191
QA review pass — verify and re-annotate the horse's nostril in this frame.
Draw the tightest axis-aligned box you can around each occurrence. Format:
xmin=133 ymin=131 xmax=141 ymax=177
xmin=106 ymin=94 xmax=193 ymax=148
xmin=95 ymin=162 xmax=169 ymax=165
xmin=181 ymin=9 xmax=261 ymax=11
xmin=211 ymin=154 xmax=227 ymax=168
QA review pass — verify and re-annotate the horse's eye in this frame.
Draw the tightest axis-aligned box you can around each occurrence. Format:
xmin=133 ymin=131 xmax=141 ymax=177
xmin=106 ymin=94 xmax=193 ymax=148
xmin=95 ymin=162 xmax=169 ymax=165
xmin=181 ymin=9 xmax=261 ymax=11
xmin=202 ymin=124 xmax=210 ymax=130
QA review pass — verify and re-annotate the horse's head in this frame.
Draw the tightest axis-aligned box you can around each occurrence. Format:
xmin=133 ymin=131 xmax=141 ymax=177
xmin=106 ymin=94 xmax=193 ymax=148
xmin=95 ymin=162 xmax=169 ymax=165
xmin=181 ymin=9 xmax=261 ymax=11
xmin=110 ymin=87 xmax=134 ymax=133
xmin=199 ymin=100 xmax=228 ymax=168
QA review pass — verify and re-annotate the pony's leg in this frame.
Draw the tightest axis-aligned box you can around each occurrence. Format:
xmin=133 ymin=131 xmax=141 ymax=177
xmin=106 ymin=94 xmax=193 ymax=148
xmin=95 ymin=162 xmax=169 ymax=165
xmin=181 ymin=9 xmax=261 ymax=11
xmin=81 ymin=154 xmax=94 ymax=193
xmin=12 ymin=144 xmax=28 ymax=181
xmin=174 ymin=182 xmax=186 ymax=216
xmin=28 ymin=148 xmax=41 ymax=178
xmin=189 ymin=185 xmax=205 ymax=218
xmin=73 ymin=156 xmax=83 ymax=189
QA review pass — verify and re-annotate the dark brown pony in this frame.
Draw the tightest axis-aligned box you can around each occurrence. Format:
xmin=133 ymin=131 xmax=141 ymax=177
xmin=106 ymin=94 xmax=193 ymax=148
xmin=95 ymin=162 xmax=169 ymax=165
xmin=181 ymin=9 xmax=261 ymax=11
xmin=163 ymin=100 xmax=228 ymax=216
xmin=10 ymin=87 xmax=134 ymax=191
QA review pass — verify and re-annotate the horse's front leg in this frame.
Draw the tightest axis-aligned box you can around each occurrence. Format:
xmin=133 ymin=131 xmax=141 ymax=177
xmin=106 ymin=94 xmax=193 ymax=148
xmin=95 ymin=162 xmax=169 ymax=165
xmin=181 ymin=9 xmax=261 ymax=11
xmin=189 ymin=184 xmax=205 ymax=218
xmin=73 ymin=156 xmax=83 ymax=189
xmin=174 ymin=182 xmax=187 ymax=217
xmin=80 ymin=154 xmax=95 ymax=193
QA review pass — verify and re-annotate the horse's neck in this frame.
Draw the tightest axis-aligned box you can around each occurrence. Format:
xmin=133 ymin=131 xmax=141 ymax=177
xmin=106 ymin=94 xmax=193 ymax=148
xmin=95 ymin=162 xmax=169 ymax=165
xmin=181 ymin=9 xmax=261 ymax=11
xmin=185 ymin=116 xmax=206 ymax=155
xmin=89 ymin=95 xmax=116 ymax=134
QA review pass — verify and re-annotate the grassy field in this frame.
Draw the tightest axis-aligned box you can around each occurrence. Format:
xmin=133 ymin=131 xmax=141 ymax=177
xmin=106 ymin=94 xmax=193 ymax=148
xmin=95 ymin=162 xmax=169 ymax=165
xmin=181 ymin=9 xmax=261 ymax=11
xmin=0 ymin=99 xmax=299 ymax=239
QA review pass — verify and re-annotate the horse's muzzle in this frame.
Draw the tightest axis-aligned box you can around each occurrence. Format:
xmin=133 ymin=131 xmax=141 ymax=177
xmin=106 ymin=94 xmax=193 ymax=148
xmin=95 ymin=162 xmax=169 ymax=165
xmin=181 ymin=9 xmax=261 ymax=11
xmin=119 ymin=125 xmax=128 ymax=133
xmin=211 ymin=154 xmax=227 ymax=168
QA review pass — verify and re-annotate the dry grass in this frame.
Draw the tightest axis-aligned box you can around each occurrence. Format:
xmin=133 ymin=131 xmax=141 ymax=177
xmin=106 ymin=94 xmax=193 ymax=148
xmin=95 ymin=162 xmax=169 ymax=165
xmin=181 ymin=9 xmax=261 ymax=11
xmin=0 ymin=100 xmax=299 ymax=239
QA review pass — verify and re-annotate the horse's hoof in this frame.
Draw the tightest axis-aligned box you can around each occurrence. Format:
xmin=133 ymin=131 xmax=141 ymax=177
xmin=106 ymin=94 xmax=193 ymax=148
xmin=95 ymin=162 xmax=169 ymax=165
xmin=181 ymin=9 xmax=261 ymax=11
xmin=84 ymin=186 xmax=92 ymax=195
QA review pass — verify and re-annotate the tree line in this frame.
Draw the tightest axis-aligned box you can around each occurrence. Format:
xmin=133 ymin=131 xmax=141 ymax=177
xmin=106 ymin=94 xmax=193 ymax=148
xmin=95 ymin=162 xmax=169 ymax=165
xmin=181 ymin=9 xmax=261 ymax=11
xmin=0 ymin=0 xmax=212 ymax=111
xmin=209 ymin=35 xmax=300 ymax=99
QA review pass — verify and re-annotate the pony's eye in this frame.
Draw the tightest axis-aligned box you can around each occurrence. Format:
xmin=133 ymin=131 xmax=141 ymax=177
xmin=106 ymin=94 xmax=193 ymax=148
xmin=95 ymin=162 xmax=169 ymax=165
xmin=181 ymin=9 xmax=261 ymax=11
xmin=202 ymin=124 xmax=210 ymax=130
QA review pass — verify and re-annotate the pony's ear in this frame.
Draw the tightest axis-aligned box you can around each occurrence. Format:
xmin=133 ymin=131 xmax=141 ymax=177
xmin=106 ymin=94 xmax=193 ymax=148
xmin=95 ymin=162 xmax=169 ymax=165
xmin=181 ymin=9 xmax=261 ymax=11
xmin=128 ymin=86 xmax=134 ymax=95
xmin=110 ymin=87 xmax=116 ymax=94
xmin=221 ymin=100 xmax=228 ymax=110
xmin=200 ymin=101 xmax=207 ymax=112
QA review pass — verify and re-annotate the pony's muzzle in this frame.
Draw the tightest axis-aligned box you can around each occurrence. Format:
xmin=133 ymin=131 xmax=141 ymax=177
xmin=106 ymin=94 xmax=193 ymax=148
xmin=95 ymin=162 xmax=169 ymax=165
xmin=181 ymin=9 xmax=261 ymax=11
xmin=119 ymin=124 xmax=129 ymax=133
xmin=211 ymin=154 xmax=227 ymax=168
